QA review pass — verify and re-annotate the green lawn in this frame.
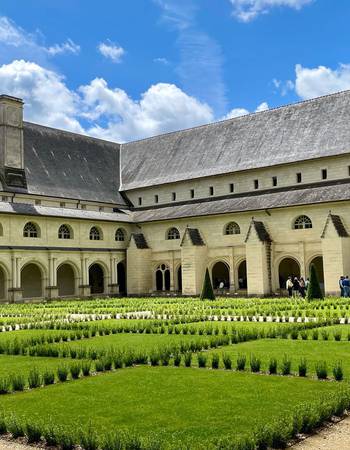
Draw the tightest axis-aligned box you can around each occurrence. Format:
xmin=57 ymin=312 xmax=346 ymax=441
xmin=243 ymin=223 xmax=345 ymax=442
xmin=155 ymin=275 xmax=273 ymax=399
xmin=203 ymin=338 xmax=350 ymax=377
xmin=0 ymin=366 xmax=343 ymax=448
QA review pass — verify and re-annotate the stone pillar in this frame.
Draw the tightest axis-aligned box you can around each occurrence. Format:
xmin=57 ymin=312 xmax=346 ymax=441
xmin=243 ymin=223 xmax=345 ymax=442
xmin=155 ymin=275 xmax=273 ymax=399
xmin=229 ymin=247 xmax=235 ymax=293
xmin=47 ymin=256 xmax=59 ymax=299
xmin=79 ymin=255 xmax=90 ymax=296
xmin=9 ymin=255 xmax=22 ymax=302
xmin=127 ymin=234 xmax=152 ymax=295
xmin=180 ymin=228 xmax=207 ymax=296
xmin=108 ymin=255 xmax=119 ymax=295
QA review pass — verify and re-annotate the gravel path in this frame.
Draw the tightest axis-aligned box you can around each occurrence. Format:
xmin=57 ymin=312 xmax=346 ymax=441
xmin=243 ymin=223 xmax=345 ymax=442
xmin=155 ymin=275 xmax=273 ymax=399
xmin=292 ymin=417 xmax=350 ymax=449
xmin=0 ymin=440 xmax=39 ymax=450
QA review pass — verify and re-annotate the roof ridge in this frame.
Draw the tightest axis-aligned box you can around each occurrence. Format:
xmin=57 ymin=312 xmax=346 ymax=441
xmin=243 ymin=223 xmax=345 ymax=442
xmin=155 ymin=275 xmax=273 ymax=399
xmin=121 ymin=89 xmax=350 ymax=147
xmin=23 ymin=121 xmax=121 ymax=147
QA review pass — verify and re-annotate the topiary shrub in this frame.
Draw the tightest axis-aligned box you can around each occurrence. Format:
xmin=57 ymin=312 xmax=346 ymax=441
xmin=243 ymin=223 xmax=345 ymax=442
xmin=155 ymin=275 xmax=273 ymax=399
xmin=200 ymin=268 xmax=215 ymax=301
xmin=306 ymin=264 xmax=323 ymax=300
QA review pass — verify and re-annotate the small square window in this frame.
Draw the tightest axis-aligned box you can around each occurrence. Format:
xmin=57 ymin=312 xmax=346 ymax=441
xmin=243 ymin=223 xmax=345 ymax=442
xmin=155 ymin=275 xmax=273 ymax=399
xmin=229 ymin=183 xmax=234 ymax=193
xmin=296 ymin=173 xmax=302 ymax=183
xmin=113 ymin=207 xmax=119 ymax=213
xmin=209 ymin=186 xmax=214 ymax=196
xmin=35 ymin=199 xmax=41 ymax=205
xmin=1 ymin=196 xmax=8 ymax=202
xmin=138 ymin=197 xmax=142 ymax=206
xmin=190 ymin=189 xmax=195 ymax=199
xmin=81 ymin=204 xmax=86 ymax=210
xmin=154 ymin=194 xmax=159 ymax=204
xmin=172 ymin=192 xmax=176 ymax=201
xmin=322 ymin=169 xmax=328 ymax=180
xmin=99 ymin=206 xmax=104 ymax=212
xmin=254 ymin=179 xmax=259 ymax=189
xmin=60 ymin=202 xmax=66 ymax=208
xmin=272 ymin=176 xmax=277 ymax=187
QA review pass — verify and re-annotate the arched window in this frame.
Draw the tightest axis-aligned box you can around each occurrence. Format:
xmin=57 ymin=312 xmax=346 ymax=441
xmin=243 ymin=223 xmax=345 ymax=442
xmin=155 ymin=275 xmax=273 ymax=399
xmin=167 ymin=227 xmax=180 ymax=240
xmin=115 ymin=228 xmax=125 ymax=242
xmin=89 ymin=226 xmax=101 ymax=240
xmin=294 ymin=215 xmax=312 ymax=230
xmin=225 ymin=222 xmax=240 ymax=235
xmin=58 ymin=224 xmax=72 ymax=240
xmin=23 ymin=222 xmax=39 ymax=238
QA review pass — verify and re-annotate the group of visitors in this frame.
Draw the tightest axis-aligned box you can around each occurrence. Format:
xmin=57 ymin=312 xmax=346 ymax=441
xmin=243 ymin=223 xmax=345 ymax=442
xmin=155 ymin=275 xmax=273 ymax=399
xmin=286 ymin=276 xmax=309 ymax=298
xmin=339 ymin=276 xmax=350 ymax=297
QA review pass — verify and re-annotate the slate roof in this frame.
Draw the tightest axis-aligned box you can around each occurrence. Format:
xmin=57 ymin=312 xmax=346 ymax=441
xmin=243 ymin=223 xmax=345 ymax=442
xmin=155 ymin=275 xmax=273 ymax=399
xmin=22 ymin=122 xmax=125 ymax=205
xmin=131 ymin=233 xmax=149 ymax=249
xmin=131 ymin=181 xmax=350 ymax=223
xmin=245 ymin=220 xmax=272 ymax=243
xmin=120 ymin=90 xmax=350 ymax=190
xmin=186 ymin=228 xmax=205 ymax=246
xmin=321 ymin=213 xmax=349 ymax=238
xmin=0 ymin=202 xmax=132 ymax=223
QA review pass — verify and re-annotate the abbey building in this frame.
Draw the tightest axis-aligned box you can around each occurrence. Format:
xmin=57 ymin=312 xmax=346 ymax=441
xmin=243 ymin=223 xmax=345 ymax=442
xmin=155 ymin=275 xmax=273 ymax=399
xmin=0 ymin=91 xmax=350 ymax=301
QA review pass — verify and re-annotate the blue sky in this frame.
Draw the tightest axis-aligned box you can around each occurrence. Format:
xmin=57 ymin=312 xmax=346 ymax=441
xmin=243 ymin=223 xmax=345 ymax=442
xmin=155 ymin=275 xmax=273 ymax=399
xmin=0 ymin=0 xmax=350 ymax=142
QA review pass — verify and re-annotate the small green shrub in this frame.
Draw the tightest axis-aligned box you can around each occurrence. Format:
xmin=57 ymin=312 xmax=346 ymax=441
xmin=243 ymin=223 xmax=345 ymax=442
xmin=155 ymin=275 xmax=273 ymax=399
xmin=281 ymin=355 xmax=292 ymax=376
xmin=26 ymin=422 xmax=42 ymax=443
xmin=11 ymin=374 xmax=25 ymax=391
xmin=222 ymin=353 xmax=232 ymax=370
xmin=315 ymin=361 xmax=328 ymax=380
xmin=333 ymin=331 xmax=342 ymax=341
xmin=57 ymin=365 xmax=69 ymax=382
xmin=95 ymin=360 xmax=105 ymax=372
xmin=80 ymin=424 xmax=99 ymax=450
xmin=268 ymin=358 xmax=277 ymax=375
xmin=70 ymin=363 xmax=81 ymax=379
xmin=197 ymin=353 xmax=207 ymax=368
xmin=101 ymin=431 xmax=124 ymax=450
xmin=28 ymin=367 xmax=41 ymax=388
xmin=250 ymin=355 xmax=261 ymax=373
xmin=184 ymin=352 xmax=192 ymax=367
xmin=0 ymin=377 xmax=11 ymax=394
xmin=43 ymin=370 xmax=55 ymax=385
xmin=211 ymin=353 xmax=219 ymax=369
xmin=312 ymin=329 xmax=319 ymax=340
xmin=321 ymin=330 xmax=329 ymax=341
xmin=150 ymin=351 xmax=160 ymax=366
xmin=173 ymin=352 xmax=181 ymax=367
xmin=236 ymin=354 xmax=246 ymax=371
xmin=290 ymin=330 xmax=299 ymax=340
xmin=333 ymin=361 xmax=344 ymax=381
xmin=7 ymin=416 xmax=25 ymax=438
xmin=298 ymin=358 xmax=307 ymax=377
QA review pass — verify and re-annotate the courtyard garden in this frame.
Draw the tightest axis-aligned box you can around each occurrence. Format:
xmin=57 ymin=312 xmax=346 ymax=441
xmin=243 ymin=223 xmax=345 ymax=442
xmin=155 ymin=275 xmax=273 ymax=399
xmin=0 ymin=297 xmax=350 ymax=449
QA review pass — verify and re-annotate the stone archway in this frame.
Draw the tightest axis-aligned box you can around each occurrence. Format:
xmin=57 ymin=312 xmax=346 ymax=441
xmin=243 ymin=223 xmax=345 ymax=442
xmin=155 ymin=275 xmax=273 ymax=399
xmin=309 ymin=256 xmax=324 ymax=288
xmin=117 ymin=262 xmax=126 ymax=295
xmin=177 ymin=265 xmax=182 ymax=292
xmin=89 ymin=263 xmax=105 ymax=294
xmin=278 ymin=258 xmax=300 ymax=289
xmin=155 ymin=264 xmax=170 ymax=291
xmin=237 ymin=260 xmax=247 ymax=289
xmin=57 ymin=264 xmax=76 ymax=297
xmin=212 ymin=261 xmax=230 ymax=289
xmin=21 ymin=263 xmax=43 ymax=298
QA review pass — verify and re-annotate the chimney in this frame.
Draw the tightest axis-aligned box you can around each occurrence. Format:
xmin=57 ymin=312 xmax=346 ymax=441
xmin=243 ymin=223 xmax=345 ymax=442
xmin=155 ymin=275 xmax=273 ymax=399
xmin=0 ymin=94 xmax=27 ymax=188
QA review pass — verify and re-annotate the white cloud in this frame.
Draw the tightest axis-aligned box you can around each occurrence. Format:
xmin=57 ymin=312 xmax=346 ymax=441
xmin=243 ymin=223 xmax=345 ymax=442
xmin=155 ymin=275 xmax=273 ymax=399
xmin=223 ymin=102 xmax=269 ymax=119
xmin=229 ymin=0 xmax=313 ymax=22
xmin=153 ymin=57 xmax=169 ymax=65
xmin=0 ymin=16 xmax=80 ymax=57
xmin=98 ymin=40 xmax=125 ymax=63
xmin=45 ymin=39 xmax=80 ymax=56
xmin=80 ymin=79 xmax=213 ymax=142
xmin=294 ymin=63 xmax=350 ymax=100
xmin=0 ymin=60 xmax=82 ymax=132
xmin=273 ymin=78 xmax=294 ymax=96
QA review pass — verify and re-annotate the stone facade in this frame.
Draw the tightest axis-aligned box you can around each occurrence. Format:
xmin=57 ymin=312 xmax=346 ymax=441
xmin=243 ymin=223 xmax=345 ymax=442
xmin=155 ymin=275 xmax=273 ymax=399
xmin=1 ymin=92 xmax=350 ymax=301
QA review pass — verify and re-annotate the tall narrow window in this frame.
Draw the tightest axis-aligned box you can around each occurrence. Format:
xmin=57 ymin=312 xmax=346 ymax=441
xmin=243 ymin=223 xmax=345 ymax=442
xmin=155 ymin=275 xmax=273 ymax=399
xmin=348 ymin=166 xmax=350 ymax=176
xmin=322 ymin=169 xmax=328 ymax=180
xmin=296 ymin=173 xmax=302 ymax=183
xmin=138 ymin=197 xmax=142 ymax=206
xmin=154 ymin=194 xmax=159 ymax=204
xmin=229 ymin=183 xmax=234 ymax=193
xmin=190 ymin=189 xmax=195 ymax=199
xmin=172 ymin=192 xmax=176 ymax=201
xmin=272 ymin=176 xmax=277 ymax=187
xmin=254 ymin=179 xmax=259 ymax=189
xmin=209 ymin=186 xmax=214 ymax=196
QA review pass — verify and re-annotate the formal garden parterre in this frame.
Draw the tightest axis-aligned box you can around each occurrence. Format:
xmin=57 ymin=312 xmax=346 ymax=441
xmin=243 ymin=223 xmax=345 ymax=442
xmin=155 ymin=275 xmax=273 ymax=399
xmin=0 ymin=297 xmax=350 ymax=449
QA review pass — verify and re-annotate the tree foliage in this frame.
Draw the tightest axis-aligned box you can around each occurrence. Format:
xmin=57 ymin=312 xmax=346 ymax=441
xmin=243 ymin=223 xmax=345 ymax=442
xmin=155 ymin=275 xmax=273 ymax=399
xmin=200 ymin=268 xmax=215 ymax=301
xmin=306 ymin=264 xmax=323 ymax=300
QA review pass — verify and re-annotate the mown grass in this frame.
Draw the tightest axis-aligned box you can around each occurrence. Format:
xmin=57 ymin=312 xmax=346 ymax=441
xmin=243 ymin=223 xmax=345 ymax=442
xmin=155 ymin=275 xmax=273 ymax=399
xmin=203 ymin=338 xmax=350 ymax=377
xmin=0 ymin=366 xmax=342 ymax=447
xmin=0 ymin=355 xmax=75 ymax=379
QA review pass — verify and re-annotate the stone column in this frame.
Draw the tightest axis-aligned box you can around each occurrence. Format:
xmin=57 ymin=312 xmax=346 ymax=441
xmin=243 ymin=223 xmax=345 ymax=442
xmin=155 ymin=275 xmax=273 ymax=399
xmin=79 ymin=255 xmax=90 ymax=297
xmin=47 ymin=256 xmax=59 ymax=299
xmin=229 ymin=247 xmax=235 ymax=293
xmin=9 ymin=255 xmax=22 ymax=302
xmin=108 ymin=255 xmax=119 ymax=295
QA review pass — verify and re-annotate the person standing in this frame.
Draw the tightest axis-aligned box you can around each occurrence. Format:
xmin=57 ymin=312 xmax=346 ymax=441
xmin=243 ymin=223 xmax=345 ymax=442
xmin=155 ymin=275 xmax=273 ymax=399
xmin=293 ymin=277 xmax=300 ymax=297
xmin=343 ymin=276 xmax=350 ymax=298
xmin=299 ymin=277 xmax=306 ymax=298
xmin=339 ymin=276 xmax=345 ymax=297
xmin=286 ymin=276 xmax=293 ymax=297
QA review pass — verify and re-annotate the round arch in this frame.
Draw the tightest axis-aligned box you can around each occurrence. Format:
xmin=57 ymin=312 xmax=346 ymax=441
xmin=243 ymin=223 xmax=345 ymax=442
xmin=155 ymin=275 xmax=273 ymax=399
xmin=0 ymin=263 xmax=9 ymax=300
xmin=89 ymin=263 xmax=105 ymax=295
xmin=212 ymin=261 xmax=230 ymax=289
xmin=21 ymin=262 xmax=44 ymax=299
xmin=57 ymin=262 xmax=77 ymax=297
xmin=155 ymin=263 xmax=170 ymax=291
xmin=309 ymin=256 xmax=324 ymax=286
xmin=278 ymin=257 xmax=300 ymax=289
xmin=237 ymin=260 xmax=247 ymax=289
